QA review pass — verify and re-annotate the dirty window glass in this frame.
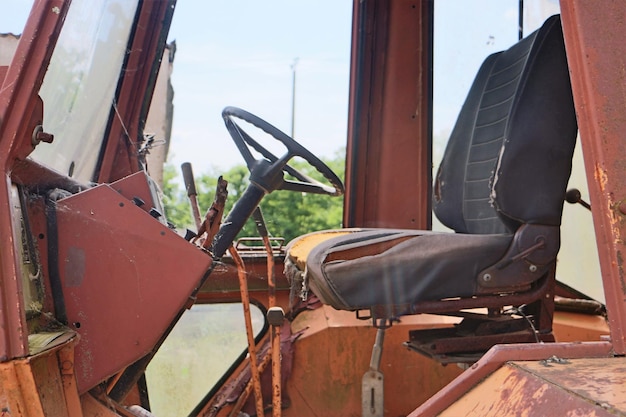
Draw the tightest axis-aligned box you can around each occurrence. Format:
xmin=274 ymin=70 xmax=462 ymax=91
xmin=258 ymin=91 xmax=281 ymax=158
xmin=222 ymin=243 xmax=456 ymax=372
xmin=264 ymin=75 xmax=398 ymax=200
xmin=30 ymin=0 xmax=139 ymax=182
xmin=432 ymin=0 xmax=519 ymax=197
xmin=145 ymin=303 xmax=266 ymax=417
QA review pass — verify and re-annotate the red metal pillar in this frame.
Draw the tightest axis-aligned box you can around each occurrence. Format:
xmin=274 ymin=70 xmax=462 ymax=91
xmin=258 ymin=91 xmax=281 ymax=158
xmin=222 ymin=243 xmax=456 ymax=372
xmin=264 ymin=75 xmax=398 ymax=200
xmin=0 ymin=0 xmax=69 ymax=361
xmin=344 ymin=0 xmax=433 ymax=230
xmin=560 ymin=0 xmax=626 ymax=354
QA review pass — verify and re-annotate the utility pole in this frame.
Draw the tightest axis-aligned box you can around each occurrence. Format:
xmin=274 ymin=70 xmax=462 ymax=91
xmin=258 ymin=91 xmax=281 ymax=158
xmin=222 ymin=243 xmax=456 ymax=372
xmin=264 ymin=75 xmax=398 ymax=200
xmin=290 ymin=57 xmax=299 ymax=138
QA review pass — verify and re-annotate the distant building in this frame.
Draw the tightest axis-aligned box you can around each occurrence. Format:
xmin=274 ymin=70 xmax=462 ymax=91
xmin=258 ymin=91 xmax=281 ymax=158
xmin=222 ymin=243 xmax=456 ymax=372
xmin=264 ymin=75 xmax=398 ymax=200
xmin=0 ymin=33 xmax=19 ymax=65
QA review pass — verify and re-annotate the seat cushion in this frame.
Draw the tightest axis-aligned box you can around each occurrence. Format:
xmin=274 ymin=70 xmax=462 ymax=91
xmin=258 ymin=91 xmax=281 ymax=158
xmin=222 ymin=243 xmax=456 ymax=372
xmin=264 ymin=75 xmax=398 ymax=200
xmin=285 ymin=229 xmax=356 ymax=270
xmin=291 ymin=229 xmax=512 ymax=311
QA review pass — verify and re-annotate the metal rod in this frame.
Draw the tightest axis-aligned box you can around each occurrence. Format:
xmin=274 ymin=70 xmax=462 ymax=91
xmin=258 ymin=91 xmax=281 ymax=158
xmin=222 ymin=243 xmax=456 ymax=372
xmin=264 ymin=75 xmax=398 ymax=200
xmin=253 ymin=207 xmax=282 ymax=416
xmin=370 ymin=328 xmax=385 ymax=371
xmin=253 ymin=207 xmax=276 ymax=307
xmin=265 ymin=238 xmax=276 ymax=308
xmin=229 ymin=245 xmax=265 ymax=417
xmin=265 ymin=245 xmax=282 ymax=417
xmin=271 ymin=321 xmax=282 ymax=417
xmin=227 ymin=353 xmax=272 ymax=417
xmin=106 ymin=367 xmax=127 ymax=395
xmin=518 ymin=0 xmax=524 ymax=40
xmin=290 ymin=57 xmax=299 ymax=138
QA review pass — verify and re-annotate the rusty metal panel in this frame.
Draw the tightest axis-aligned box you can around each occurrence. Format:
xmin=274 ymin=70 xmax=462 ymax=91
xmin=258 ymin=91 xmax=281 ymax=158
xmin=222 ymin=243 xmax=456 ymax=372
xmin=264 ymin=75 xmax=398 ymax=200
xmin=53 ymin=184 xmax=212 ymax=393
xmin=0 ymin=340 xmax=79 ymax=417
xmin=440 ymin=359 xmax=622 ymax=417
xmin=410 ymin=341 xmax=614 ymax=416
xmin=285 ymin=306 xmax=462 ymax=416
xmin=560 ymin=1 xmax=626 ymax=354
xmin=520 ymin=358 xmax=626 ymax=413
xmin=0 ymin=358 xmax=45 ymax=416
xmin=344 ymin=0 xmax=433 ymax=229
xmin=552 ymin=311 xmax=610 ymax=343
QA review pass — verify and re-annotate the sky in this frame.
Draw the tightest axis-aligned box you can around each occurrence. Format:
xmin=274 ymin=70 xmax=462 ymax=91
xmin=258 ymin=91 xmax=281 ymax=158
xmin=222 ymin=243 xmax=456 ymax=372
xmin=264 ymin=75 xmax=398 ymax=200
xmin=165 ymin=1 xmax=353 ymax=174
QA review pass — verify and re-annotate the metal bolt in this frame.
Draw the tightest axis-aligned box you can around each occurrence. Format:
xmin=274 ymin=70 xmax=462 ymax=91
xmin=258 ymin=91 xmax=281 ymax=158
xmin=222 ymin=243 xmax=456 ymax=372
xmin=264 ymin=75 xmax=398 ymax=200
xmin=482 ymin=273 xmax=492 ymax=282
xmin=37 ymin=131 xmax=54 ymax=143
xmin=61 ymin=360 xmax=73 ymax=371
xmin=32 ymin=125 xmax=54 ymax=145
xmin=529 ymin=264 xmax=538 ymax=273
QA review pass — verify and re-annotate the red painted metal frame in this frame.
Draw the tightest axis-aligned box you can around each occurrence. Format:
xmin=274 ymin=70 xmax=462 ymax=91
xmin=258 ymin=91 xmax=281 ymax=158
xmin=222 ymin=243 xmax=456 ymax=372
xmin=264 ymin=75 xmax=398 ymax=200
xmin=97 ymin=0 xmax=175 ymax=184
xmin=560 ymin=0 xmax=626 ymax=354
xmin=53 ymin=182 xmax=212 ymax=393
xmin=0 ymin=0 xmax=70 ymax=361
xmin=344 ymin=0 xmax=433 ymax=230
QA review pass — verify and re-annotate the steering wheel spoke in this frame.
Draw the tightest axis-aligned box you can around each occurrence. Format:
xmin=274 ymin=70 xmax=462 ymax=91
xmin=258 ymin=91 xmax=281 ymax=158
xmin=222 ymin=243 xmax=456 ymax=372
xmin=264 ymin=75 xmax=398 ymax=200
xmin=222 ymin=106 xmax=344 ymax=196
xmin=224 ymin=117 xmax=257 ymax=168
xmin=282 ymin=179 xmax=338 ymax=195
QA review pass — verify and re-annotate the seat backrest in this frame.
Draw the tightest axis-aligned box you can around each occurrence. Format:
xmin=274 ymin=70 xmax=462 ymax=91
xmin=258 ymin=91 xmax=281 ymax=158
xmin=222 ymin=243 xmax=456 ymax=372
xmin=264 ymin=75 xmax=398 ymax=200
xmin=433 ymin=15 xmax=578 ymax=235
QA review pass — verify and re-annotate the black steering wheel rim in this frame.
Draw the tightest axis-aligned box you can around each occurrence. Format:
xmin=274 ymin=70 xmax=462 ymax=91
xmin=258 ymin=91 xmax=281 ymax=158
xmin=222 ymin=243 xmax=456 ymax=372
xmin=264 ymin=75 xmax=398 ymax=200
xmin=222 ymin=106 xmax=344 ymax=196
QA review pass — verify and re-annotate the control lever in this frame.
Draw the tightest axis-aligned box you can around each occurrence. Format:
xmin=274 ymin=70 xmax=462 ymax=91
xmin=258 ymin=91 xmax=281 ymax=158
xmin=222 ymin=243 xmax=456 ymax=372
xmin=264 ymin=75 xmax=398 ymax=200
xmin=181 ymin=162 xmax=203 ymax=232
xmin=566 ymin=188 xmax=591 ymax=211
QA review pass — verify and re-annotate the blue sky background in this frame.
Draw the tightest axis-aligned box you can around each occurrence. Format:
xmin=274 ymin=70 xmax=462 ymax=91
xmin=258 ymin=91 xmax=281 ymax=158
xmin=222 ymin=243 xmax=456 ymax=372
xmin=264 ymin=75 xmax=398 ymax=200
xmin=166 ymin=0 xmax=353 ymax=173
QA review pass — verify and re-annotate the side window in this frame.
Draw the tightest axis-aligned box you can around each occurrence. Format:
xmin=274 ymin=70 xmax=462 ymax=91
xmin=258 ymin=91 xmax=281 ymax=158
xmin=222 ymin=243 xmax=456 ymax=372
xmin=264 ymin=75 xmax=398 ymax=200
xmin=432 ymin=0 xmax=519 ymax=234
xmin=145 ymin=303 xmax=266 ymax=417
xmin=33 ymin=0 xmax=139 ymax=181
xmin=433 ymin=0 xmax=602 ymax=301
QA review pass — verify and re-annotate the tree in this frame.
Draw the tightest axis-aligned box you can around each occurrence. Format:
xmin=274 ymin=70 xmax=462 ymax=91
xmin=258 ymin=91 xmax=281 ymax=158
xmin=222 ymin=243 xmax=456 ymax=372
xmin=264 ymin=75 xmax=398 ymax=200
xmin=161 ymin=164 xmax=193 ymax=227
xmin=162 ymin=150 xmax=345 ymax=245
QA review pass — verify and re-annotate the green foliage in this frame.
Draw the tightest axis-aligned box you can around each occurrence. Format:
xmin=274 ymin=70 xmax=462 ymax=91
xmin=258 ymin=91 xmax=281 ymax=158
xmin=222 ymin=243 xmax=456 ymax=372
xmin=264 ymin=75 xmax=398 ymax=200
xmin=161 ymin=164 xmax=193 ymax=227
xmin=162 ymin=150 xmax=345 ymax=244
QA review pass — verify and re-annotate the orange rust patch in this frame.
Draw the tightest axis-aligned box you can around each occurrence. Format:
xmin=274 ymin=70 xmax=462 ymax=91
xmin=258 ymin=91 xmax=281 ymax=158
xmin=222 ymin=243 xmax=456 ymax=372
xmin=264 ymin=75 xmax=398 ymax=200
xmin=440 ymin=358 xmax=625 ymax=417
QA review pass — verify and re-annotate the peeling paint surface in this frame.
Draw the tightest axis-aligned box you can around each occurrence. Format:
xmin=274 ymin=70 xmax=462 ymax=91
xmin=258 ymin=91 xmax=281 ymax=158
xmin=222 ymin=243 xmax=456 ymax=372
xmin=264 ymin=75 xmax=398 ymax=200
xmin=441 ymin=358 xmax=626 ymax=417
xmin=520 ymin=358 xmax=626 ymax=413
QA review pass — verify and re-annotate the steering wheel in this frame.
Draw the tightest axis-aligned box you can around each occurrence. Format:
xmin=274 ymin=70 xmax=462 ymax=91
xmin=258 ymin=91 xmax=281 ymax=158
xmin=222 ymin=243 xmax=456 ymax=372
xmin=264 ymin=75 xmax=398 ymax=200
xmin=211 ymin=107 xmax=344 ymax=259
xmin=222 ymin=106 xmax=344 ymax=196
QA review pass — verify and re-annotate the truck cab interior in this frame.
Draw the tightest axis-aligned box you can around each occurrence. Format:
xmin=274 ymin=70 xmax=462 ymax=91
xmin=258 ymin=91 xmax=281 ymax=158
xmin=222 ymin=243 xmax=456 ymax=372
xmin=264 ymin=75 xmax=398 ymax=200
xmin=0 ymin=1 xmax=624 ymax=417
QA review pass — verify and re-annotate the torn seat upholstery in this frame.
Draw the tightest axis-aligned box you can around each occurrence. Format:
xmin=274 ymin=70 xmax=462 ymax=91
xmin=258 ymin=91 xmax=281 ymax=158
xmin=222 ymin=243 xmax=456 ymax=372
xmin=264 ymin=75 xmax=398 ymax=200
xmin=285 ymin=15 xmax=577 ymax=323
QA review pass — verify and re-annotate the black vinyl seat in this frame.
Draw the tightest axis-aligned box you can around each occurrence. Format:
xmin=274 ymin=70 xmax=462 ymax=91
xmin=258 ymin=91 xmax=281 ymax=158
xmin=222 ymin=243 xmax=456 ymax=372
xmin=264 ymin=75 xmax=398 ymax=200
xmin=285 ymin=15 xmax=577 ymax=331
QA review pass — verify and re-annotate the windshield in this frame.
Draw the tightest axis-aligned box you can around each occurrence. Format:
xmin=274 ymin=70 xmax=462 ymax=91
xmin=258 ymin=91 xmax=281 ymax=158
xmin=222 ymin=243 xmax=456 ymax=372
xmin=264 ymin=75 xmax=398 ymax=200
xmin=30 ymin=0 xmax=139 ymax=182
